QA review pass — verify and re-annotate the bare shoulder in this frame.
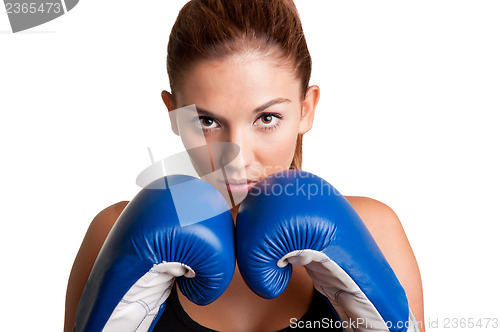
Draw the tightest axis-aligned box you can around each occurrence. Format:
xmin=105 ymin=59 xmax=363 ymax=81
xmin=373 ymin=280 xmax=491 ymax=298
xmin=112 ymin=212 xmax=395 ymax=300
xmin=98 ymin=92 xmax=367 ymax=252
xmin=64 ymin=200 xmax=130 ymax=332
xmin=72 ymin=200 xmax=130 ymax=277
xmin=86 ymin=200 xmax=130 ymax=238
xmin=78 ymin=200 xmax=131 ymax=254
xmin=73 ymin=200 xmax=131 ymax=283
xmin=343 ymin=196 xmax=412 ymax=276
xmin=344 ymin=196 xmax=403 ymax=244
xmin=344 ymin=196 xmax=426 ymax=331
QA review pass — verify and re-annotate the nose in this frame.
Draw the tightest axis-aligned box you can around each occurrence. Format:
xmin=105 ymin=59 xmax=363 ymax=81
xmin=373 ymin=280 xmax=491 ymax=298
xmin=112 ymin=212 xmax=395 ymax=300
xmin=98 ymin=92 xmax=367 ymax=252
xmin=219 ymin=128 xmax=254 ymax=177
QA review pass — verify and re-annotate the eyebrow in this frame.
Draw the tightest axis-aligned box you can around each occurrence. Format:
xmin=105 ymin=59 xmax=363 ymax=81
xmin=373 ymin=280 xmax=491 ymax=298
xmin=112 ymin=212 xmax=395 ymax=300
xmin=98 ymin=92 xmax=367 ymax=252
xmin=193 ymin=98 xmax=292 ymax=119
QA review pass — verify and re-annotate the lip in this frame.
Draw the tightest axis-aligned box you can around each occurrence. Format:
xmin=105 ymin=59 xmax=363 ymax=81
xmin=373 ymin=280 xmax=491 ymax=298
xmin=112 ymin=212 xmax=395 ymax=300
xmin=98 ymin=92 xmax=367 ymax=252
xmin=224 ymin=179 xmax=259 ymax=185
xmin=218 ymin=179 xmax=259 ymax=194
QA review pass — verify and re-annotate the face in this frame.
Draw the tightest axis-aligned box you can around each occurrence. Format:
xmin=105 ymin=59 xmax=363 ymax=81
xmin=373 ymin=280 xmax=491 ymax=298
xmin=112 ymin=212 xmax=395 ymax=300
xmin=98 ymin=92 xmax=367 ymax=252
xmin=162 ymin=51 xmax=319 ymax=208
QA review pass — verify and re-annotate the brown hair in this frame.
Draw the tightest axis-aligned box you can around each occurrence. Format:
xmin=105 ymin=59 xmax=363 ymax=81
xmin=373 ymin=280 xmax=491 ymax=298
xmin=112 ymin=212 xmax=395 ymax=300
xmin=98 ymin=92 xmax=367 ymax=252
xmin=166 ymin=0 xmax=312 ymax=169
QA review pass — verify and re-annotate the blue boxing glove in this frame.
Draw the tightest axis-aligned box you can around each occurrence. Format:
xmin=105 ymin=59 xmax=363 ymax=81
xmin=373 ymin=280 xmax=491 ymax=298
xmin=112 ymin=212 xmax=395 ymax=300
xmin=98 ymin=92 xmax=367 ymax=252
xmin=236 ymin=170 xmax=419 ymax=332
xmin=75 ymin=175 xmax=235 ymax=332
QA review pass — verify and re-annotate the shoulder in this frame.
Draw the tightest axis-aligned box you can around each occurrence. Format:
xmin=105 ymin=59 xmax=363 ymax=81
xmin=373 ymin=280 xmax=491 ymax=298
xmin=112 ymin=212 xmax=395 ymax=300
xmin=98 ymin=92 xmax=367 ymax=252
xmin=344 ymin=196 xmax=425 ymax=330
xmin=93 ymin=200 xmax=130 ymax=228
xmin=343 ymin=195 xmax=412 ymax=268
xmin=84 ymin=201 xmax=130 ymax=243
xmin=73 ymin=200 xmax=131 ymax=282
xmin=344 ymin=196 xmax=409 ymax=244
xmin=64 ymin=200 xmax=131 ymax=331
xmin=87 ymin=200 xmax=130 ymax=249
xmin=344 ymin=195 xmax=396 ymax=223
xmin=98 ymin=200 xmax=130 ymax=220
xmin=344 ymin=196 xmax=402 ymax=239
xmin=77 ymin=200 xmax=131 ymax=266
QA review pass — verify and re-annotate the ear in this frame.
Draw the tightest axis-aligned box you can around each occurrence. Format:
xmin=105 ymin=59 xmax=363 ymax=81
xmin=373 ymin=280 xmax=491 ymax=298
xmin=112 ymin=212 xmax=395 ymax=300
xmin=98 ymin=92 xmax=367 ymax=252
xmin=161 ymin=90 xmax=179 ymax=136
xmin=298 ymin=85 xmax=320 ymax=134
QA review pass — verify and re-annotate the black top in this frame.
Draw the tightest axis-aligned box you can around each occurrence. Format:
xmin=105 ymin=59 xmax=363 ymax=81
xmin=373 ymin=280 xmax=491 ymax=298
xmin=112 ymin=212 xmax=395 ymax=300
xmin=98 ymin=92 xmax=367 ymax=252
xmin=153 ymin=284 xmax=342 ymax=331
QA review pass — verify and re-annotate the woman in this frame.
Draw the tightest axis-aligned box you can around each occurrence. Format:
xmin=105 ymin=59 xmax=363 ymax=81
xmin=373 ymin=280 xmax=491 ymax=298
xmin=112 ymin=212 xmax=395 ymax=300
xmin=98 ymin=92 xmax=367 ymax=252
xmin=64 ymin=0 xmax=425 ymax=331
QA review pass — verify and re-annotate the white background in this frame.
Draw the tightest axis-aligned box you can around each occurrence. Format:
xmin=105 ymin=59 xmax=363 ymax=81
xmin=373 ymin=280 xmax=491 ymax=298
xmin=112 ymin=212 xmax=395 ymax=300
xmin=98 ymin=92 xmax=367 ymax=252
xmin=1 ymin=1 xmax=499 ymax=331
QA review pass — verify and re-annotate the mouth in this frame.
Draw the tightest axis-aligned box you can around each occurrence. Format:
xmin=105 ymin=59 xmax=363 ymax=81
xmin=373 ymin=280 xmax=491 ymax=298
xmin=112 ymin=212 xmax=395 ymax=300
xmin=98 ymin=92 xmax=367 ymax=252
xmin=218 ymin=179 xmax=259 ymax=193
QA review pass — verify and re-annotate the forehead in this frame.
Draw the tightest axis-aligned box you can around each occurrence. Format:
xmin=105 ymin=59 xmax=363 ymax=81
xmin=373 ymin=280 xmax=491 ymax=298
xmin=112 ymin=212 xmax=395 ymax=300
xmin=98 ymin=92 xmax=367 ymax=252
xmin=175 ymin=53 xmax=301 ymax=108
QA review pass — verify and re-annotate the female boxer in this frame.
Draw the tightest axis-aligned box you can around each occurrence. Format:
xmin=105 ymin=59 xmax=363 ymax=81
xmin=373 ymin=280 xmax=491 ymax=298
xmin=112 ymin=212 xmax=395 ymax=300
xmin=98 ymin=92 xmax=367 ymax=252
xmin=64 ymin=1 xmax=425 ymax=331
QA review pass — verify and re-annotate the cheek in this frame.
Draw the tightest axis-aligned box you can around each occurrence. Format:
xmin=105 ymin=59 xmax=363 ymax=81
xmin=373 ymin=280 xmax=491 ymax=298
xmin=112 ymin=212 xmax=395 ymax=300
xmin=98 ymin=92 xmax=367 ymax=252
xmin=255 ymin=125 xmax=299 ymax=177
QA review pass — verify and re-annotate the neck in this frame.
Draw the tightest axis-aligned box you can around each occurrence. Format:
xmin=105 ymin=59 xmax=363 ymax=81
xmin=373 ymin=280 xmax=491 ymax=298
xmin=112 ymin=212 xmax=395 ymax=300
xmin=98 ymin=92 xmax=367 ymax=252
xmin=231 ymin=205 xmax=239 ymax=225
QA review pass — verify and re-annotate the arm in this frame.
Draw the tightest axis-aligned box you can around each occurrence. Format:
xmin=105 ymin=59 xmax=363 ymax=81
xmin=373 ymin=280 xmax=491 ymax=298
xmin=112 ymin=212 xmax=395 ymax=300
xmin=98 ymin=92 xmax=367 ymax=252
xmin=63 ymin=201 xmax=129 ymax=332
xmin=346 ymin=196 xmax=425 ymax=332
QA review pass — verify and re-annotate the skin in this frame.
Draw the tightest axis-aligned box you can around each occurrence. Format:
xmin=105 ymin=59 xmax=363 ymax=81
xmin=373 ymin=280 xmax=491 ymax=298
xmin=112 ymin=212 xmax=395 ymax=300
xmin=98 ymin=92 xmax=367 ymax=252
xmin=164 ymin=51 xmax=314 ymax=207
xmin=64 ymin=51 xmax=425 ymax=332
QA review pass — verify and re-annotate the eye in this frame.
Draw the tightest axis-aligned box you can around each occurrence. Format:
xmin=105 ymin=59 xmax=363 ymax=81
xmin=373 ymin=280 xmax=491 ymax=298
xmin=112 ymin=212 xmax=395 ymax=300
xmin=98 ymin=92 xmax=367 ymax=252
xmin=261 ymin=114 xmax=273 ymax=124
xmin=201 ymin=117 xmax=215 ymax=127
xmin=194 ymin=116 xmax=219 ymax=131
xmin=255 ymin=113 xmax=282 ymax=129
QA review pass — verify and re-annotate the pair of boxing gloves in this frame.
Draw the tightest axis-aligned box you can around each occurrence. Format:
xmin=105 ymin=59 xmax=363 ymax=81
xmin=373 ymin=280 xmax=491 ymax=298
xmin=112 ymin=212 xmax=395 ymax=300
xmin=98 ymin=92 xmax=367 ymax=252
xmin=74 ymin=170 xmax=418 ymax=332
